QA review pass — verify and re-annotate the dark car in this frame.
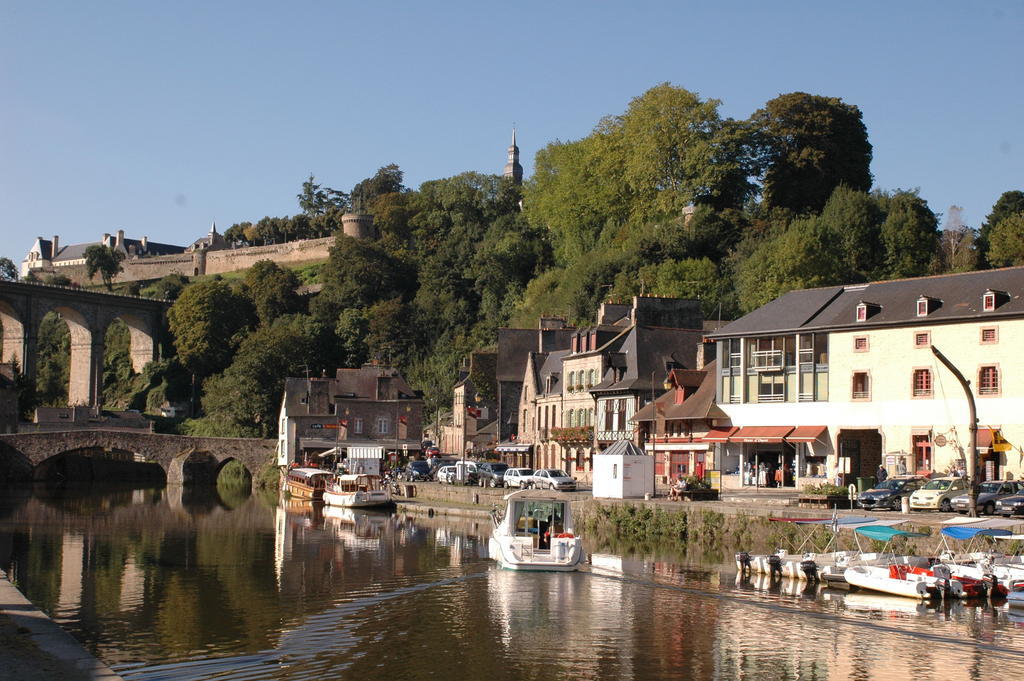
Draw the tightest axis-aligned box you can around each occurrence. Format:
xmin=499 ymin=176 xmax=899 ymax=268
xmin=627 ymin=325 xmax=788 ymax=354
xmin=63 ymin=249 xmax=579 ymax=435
xmin=857 ymin=476 xmax=926 ymax=511
xmin=996 ymin=490 xmax=1024 ymax=517
xmin=953 ymin=480 xmax=1023 ymax=515
xmin=403 ymin=460 xmax=432 ymax=482
xmin=476 ymin=462 xmax=510 ymax=487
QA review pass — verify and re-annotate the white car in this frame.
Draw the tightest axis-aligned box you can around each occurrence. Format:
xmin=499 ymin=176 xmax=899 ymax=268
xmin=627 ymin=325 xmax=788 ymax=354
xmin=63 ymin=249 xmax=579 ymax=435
xmin=503 ymin=468 xmax=534 ymax=488
xmin=908 ymin=476 xmax=968 ymax=511
xmin=435 ymin=465 xmax=457 ymax=484
xmin=529 ymin=469 xmax=577 ymax=491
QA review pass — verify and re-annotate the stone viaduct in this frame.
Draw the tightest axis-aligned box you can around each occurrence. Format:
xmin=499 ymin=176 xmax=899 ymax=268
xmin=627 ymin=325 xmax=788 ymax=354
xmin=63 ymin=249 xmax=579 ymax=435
xmin=0 ymin=280 xmax=171 ymax=406
xmin=0 ymin=430 xmax=277 ymax=484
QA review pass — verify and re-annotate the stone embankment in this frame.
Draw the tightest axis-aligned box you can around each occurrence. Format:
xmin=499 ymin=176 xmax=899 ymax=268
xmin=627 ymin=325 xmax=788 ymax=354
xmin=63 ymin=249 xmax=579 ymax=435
xmin=398 ymin=482 xmax=1024 ymax=557
xmin=0 ymin=569 xmax=124 ymax=681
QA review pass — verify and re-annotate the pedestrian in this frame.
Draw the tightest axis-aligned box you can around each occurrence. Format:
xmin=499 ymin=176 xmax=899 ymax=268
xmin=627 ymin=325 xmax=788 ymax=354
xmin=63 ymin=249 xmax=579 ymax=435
xmin=896 ymin=458 xmax=907 ymax=475
xmin=876 ymin=464 xmax=887 ymax=483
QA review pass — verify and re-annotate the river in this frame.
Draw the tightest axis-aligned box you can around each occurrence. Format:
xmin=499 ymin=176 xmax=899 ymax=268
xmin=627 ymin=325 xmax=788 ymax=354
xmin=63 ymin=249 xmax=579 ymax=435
xmin=1 ymin=484 xmax=1023 ymax=681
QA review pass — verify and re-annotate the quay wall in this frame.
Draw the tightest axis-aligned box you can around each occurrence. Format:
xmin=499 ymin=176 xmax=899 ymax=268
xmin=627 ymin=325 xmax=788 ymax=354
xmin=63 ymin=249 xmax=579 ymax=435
xmin=400 ymin=483 xmax=1024 ymax=557
xmin=0 ymin=568 xmax=125 ymax=680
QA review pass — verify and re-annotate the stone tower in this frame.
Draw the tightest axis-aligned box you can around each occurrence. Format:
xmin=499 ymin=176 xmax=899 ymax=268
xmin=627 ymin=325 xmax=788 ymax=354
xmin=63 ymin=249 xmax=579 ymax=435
xmin=503 ymin=129 xmax=523 ymax=184
xmin=341 ymin=213 xmax=375 ymax=240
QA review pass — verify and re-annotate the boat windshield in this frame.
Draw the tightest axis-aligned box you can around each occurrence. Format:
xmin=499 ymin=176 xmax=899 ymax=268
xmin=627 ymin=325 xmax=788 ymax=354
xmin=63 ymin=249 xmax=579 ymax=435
xmin=511 ymin=500 xmax=566 ymax=538
xmin=922 ymin=479 xmax=953 ymax=490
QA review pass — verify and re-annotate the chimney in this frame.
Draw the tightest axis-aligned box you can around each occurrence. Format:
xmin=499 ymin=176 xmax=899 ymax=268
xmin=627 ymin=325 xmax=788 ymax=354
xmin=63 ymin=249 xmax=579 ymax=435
xmin=141 ymin=236 xmax=148 ymax=251
xmin=51 ymin=235 xmax=59 ymax=257
xmin=116 ymin=229 xmax=124 ymax=248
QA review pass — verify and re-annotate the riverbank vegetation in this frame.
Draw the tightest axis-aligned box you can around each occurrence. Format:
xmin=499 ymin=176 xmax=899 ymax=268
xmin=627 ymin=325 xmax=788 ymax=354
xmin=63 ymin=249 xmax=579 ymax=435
xmin=11 ymin=84 xmax=1023 ymax=439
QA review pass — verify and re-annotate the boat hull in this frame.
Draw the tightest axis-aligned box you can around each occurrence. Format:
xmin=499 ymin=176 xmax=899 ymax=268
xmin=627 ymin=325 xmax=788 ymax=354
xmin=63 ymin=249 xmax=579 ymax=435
xmin=488 ymin=536 xmax=584 ymax=572
xmin=323 ymin=489 xmax=392 ymax=508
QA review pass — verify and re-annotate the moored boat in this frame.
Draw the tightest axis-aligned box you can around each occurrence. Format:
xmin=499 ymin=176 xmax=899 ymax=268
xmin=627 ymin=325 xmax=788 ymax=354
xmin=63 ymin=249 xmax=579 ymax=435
xmin=323 ymin=474 xmax=393 ymax=509
xmin=283 ymin=467 xmax=333 ymax=500
xmin=488 ymin=489 xmax=584 ymax=571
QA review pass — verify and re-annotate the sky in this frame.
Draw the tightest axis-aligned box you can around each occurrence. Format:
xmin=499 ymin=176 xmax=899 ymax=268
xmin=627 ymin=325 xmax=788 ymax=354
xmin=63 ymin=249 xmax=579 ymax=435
xmin=1 ymin=1 xmax=1022 ymax=258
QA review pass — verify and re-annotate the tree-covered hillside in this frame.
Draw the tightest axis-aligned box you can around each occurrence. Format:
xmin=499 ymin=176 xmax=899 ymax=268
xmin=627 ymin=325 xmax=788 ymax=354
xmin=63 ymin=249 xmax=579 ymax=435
xmin=10 ymin=84 xmax=1024 ymax=438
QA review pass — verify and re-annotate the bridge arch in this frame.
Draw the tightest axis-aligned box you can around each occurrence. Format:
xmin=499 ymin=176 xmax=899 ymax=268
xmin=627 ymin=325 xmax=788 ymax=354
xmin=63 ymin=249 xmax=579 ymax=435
xmin=45 ymin=306 xmax=98 ymax=406
xmin=0 ymin=297 xmax=25 ymax=367
xmin=115 ymin=312 xmax=157 ymax=373
xmin=33 ymin=446 xmax=164 ymax=483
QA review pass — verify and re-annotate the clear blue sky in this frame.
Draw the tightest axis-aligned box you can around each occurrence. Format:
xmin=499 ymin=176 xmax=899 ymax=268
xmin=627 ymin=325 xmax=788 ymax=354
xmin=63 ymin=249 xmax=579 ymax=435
xmin=2 ymin=1 xmax=1021 ymax=258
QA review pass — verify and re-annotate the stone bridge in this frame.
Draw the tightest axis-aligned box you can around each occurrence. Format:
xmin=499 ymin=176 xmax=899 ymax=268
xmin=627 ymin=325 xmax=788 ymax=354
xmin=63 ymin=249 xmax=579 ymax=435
xmin=0 ymin=430 xmax=277 ymax=484
xmin=0 ymin=280 xmax=171 ymax=406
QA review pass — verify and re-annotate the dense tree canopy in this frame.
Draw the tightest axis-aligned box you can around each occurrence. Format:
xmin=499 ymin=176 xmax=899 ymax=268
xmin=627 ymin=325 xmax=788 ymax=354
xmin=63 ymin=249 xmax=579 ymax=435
xmin=987 ymin=213 xmax=1024 ymax=267
xmin=753 ymin=92 xmax=873 ymax=215
xmin=168 ymin=280 xmax=255 ymax=379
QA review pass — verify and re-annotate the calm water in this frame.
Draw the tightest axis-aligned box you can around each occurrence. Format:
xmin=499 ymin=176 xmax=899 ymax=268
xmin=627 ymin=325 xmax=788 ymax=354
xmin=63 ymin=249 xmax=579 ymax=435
xmin=1 ymin=484 xmax=1023 ymax=681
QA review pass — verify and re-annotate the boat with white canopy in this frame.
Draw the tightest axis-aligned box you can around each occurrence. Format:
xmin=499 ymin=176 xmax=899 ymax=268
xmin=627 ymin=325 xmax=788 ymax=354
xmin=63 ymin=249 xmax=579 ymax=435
xmin=322 ymin=474 xmax=393 ymax=509
xmin=488 ymin=489 xmax=584 ymax=571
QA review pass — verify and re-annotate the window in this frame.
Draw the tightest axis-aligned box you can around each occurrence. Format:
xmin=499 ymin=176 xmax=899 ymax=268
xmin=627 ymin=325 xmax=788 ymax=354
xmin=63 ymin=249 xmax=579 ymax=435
xmin=979 ymin=366 xmax=1000 ymax=396
xmin=852 ymin=372 xmax=870 ymax=400
xmin=566 ymin=371 xmax=575 ymax=393
xmin=750 ymin=337 xmax=784 ymax=370
xmin=757 ymin=374 xmax=785 ymax=402
xmin=728 ymin=339 xmax=742 ymax=371
xmin=983 ymin=292 xmax=995 ymax=312
xmin=587 ymin=369 xmax=596 ymax=387
xmin=916 ymin=298 xmax=929 ymax=317
xmin=354 ymin=417 xmax=364 ymax=434
xmin=567 ymin=408 xmax=575 ymax=426
xmin=914 ymin=331 xmax=930 ymax=348
xmin=913 ymin=369 xmax=932 ymax=397
xmin=853 ymin=336 xmax=869 ymax=352
xmin=798 ymin=335 xmax=814 ymax=368
xmin=376 ymin=417 xmax=389 ymax=434
xmin=981 ymin=327 xmax=998 ymax=344
xmin=856 ymin=303 xmax=867 ymax=322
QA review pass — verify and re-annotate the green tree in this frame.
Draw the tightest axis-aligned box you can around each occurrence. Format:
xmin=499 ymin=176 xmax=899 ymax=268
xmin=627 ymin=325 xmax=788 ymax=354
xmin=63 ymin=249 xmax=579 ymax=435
xmin=243 ymin=260 xmax=300 ymax=326
xmin=334 ymin=308 xmax=369 ymax=368
xmin=84 ymin=245 xmax=125 ymax=289
xmin=142 ymin=273 xmax=189 ymax=301
xmin=979 ymin=190 xmax=1024 ymax=264
xmin=817 ymin=185 xmax=884 ymax=279
xmin=879 ymin=191 xmax=939 ymax=278
xmin=312 ymin=234 xmax=415 ymax=322
xmin=197 ymin=315 xmax=329 ymax=437
xmin=987 ymin=213 xmax=1024 ymax=267
xmin=752 ymin=92 xmax=873 ymax=214
xmin=0 ymin=257 xmax=16 ymax=281
xmin=734 ymin=216 xmax=846 ymax=312
xmin=351 ymin=164 xmax=405 ymax=212
xmin=168 ymin=280 xmax=255 ymax=379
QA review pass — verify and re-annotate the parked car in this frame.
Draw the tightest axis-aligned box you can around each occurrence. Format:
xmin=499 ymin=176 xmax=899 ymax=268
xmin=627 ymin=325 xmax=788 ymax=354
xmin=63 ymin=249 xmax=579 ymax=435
xmin=403 ymin=460 xmax=432 ymax=482
xmin=857 ymin=476 xmax=926 ymax=511
xmin=996 ymin=491 xmax=1024 ymax=517
xmin=529 ymin=468 xmax=577 ymax=491
xmin=503 ymin=468 xmax=534 ymax=488
xmin=908 ymin=476 xmax=968 ymax=512
xmin=476 ymin=462 xmax=509 ymax=487
xmin=951 ymin=480 xmax=1024 ymax=515
xmin=436 ymin=465 xmax=457 ymax=484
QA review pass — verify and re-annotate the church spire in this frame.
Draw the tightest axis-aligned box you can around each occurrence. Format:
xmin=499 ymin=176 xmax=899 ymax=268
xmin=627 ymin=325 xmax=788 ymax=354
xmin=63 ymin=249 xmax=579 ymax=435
xmin=503 ymin=128 xmax=523 ymax=184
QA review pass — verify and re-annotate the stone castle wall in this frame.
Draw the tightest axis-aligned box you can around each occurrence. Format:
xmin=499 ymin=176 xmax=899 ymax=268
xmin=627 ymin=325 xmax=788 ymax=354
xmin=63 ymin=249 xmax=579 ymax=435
xmin=30 ymin=236 xmax=335 ymax=285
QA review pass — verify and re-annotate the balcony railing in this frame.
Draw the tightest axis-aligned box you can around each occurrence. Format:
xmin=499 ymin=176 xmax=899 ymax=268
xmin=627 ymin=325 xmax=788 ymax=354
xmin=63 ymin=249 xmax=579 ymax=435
xmin=757 ymin=393 xmax=784 ymax=403
xmin=597 ymin=429 xmax=632 ymax=442
xmin=851 ymin=390 xmax=870 ymax=400
xmin=751 ymin=350 xmax=783 ymax=371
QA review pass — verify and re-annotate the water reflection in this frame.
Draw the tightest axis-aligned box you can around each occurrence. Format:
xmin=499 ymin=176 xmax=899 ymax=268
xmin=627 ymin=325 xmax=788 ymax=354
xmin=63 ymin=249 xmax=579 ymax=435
xmin=1 ymin=486 xmax=1024 ymax=680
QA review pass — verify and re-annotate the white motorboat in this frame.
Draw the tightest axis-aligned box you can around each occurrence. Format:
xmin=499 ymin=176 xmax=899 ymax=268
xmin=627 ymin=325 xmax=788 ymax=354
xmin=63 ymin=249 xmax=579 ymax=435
xmin=844 ymin=564 xmax=964 ymax=599
xmin=323 ymin=474 xmax=393 ymax=509
xmin=488 ymin=489 xmax=584 ymax=571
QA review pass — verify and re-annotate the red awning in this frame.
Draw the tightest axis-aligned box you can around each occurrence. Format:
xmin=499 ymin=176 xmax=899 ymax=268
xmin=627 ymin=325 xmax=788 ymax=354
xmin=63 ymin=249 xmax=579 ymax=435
xmin=703 ymin=426 xmax=738 ymax=442
xmin=785 ymin=426 xmax=828 ymax=443
xmin=977 ymin=429 xmax=994 ymax=448
xmin=731 ymin=426 xmax=794 ymax=443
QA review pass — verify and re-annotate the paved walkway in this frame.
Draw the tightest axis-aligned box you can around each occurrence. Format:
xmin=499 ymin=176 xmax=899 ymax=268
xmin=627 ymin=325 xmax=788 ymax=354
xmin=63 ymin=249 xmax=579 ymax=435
xmin=0 ymin=570 xmax=124 ymax=681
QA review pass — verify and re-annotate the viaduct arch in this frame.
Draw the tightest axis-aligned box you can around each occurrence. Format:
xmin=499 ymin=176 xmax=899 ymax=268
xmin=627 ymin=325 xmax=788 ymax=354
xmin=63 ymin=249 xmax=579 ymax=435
xmin=0 ymin=431 xmax=277 ymax=484
xmin=0 ymin=280 xmax=171 ymax=406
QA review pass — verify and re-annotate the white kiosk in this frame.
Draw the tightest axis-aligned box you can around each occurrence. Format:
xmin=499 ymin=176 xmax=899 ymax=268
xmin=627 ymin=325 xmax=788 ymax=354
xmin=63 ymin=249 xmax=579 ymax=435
xmin=592 ymin=439 xmax=655 ymax=499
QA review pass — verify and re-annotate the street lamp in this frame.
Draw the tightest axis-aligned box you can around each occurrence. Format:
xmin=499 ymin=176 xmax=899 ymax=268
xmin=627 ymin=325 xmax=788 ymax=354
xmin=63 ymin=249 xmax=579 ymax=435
xmin=930 ymin=345 xmax=979 ymax=517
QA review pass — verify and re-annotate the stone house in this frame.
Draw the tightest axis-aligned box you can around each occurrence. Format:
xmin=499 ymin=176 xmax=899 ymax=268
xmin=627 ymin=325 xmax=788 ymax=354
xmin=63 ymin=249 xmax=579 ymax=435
xmin=277 ymin=364 xmax=423 ymax=467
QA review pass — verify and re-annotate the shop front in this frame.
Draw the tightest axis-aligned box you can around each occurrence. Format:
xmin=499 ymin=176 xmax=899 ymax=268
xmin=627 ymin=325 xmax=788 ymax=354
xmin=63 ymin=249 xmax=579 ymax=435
xmin=496 ymin=441 xmax=534 ymax=468
xmin=731 ymin=426 xmax=794 ymax=488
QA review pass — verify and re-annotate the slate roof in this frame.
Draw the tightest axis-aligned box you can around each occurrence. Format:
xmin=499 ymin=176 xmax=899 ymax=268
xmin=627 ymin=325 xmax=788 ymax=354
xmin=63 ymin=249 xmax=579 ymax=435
xmin=598 ymin=439 xmax=646 ymax=456
xmin=537 ymin=349 xmax=569 ymax=397
xmin=48 ymin=238 xmax=186 ymax=262
xmin=589 ymin=326 xmax=703 ymax=394
xmin=282 ymin=366 xmax=419 ymax=416
xmin=496 ymin=329 xmax=536 ymax=382
xmin=709 ymin=266 xmax=1024 ymax=339
xmin=632 ymin=360 xmax=725 ymax=422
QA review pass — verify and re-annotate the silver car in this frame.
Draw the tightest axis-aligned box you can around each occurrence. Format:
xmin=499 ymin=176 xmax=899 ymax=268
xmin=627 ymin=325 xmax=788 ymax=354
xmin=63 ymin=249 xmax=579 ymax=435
xmin=530 ymin=468 xmax=577 ymax=491
xmin=951 ymin=480 xmax=1023 ymax=515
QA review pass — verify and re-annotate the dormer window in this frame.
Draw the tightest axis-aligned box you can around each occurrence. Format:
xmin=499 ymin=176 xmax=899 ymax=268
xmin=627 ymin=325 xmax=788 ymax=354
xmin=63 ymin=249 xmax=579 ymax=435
xmin=856 ymin=301 xmax=880 ymax=322
xmin=983 ymin=289 xmax=1008 ymax=312
xmin=916 ymin=296 xmax=940 ymax=317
